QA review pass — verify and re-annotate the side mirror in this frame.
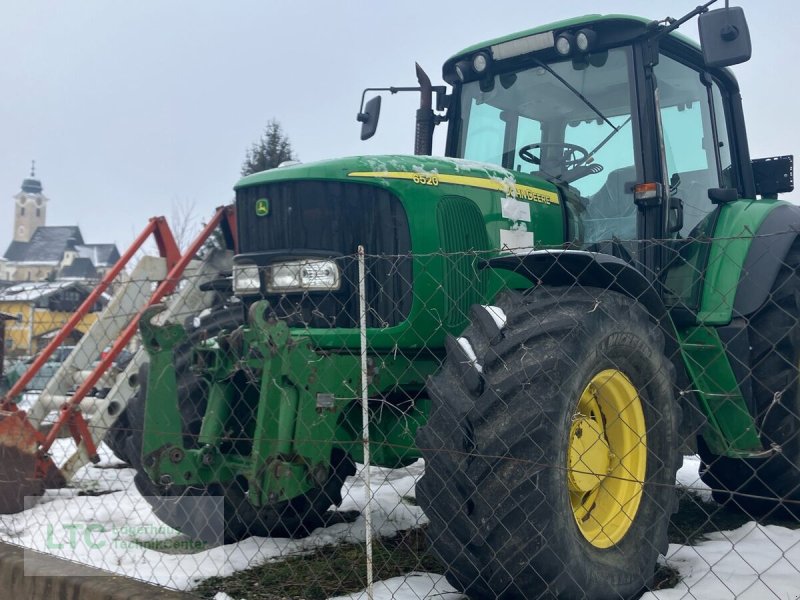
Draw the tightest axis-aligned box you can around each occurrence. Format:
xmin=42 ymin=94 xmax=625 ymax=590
xmin=357 ymin=96 xmax=382 ymax=141
xmin=698 ymin=6 xmax=751 ymax=67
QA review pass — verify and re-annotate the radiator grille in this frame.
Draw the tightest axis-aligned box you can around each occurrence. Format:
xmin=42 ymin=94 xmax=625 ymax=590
xmin=236 ymin=180 xmax=412 ymax=328
xmin=436 ymin=196 xmax=490 ymax=329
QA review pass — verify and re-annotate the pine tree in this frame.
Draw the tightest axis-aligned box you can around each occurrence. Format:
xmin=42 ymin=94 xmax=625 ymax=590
xmin=198 ymin=120 xmax=297 ymax=258
xmin=241 ymin=119 xmax=296 ymax=176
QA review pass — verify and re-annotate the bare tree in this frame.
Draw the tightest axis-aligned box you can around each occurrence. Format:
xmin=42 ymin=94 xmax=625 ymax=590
xmin=170 ymin=197 xmax=199 ymax=252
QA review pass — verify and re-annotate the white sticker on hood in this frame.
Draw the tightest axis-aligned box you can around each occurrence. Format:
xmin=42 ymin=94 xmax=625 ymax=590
xmin=501 ymin=196 xmax=531 ymax=222
xmin=500 ymin=225 xmax=534 ymax=255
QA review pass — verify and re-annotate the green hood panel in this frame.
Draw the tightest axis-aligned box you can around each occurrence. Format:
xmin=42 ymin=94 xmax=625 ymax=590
xmin=236 ymin=154 xmax=558 ymax=199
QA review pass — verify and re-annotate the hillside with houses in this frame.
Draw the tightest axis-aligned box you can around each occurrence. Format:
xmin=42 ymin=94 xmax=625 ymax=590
xmin=0 ymin=167 xmax=118 ymax=360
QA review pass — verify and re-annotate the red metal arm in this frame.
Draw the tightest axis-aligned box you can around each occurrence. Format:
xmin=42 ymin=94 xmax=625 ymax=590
xmin=0 ymin=217 xmax=178 ymax=409
xmin=152 ymin=217 xmax=182 ymax=271
xmin=39 ymin=205 xmax=230 ymax=457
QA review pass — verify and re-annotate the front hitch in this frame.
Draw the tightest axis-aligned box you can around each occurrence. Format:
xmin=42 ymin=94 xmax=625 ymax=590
xmin=138 ymin=301 xmax=320 ymax=506
xmin=139 ymin=305 xmax=195 ymax=486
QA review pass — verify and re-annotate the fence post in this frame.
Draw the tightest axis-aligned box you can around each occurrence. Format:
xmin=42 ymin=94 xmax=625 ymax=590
xmin=357 ymin=245 xmax=374 ymax=600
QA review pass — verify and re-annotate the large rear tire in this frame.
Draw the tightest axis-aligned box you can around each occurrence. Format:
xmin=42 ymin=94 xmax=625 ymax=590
xmin=417 ymin=287 xmax=681 ymax=599
xmin=699 ymin=245 xmax=800 ymax=519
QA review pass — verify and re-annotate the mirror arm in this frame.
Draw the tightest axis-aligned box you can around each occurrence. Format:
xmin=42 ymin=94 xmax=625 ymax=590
xmin=650 ymin=0 xmax=718 ymax=40
xmin=357 ymin=67 xmax=449 ymax=149
xmin=357 ymin=85 xmax=422 ymax=121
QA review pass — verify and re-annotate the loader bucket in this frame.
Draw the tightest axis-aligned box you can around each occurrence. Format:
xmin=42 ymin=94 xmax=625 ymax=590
xmin=0 ymin=410 xmax=65 ymax=514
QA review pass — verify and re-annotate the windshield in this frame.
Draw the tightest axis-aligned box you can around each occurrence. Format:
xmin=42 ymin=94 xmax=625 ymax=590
xmin=454 ymin=46 xmax=640 ymax=244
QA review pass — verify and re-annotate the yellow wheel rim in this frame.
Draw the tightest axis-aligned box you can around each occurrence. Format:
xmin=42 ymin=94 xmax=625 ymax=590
xmin=568 ymin=369 xmax=647 ymax=548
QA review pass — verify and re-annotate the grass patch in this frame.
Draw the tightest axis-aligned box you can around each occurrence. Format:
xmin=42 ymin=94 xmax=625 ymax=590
xmin=195 ymin=527 xmax=443 ymax=600
xmin=650 ymin=565 xmax=682 ymax=591
xmin=668 ymin=492 xmax=751 ymax=544
xmin=668 ymin=491 xmax=800 ymax=545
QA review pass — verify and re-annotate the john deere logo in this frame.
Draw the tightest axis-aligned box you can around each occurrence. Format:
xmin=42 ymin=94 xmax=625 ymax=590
xmin=255 ymin=198 xmax=269 ymax=216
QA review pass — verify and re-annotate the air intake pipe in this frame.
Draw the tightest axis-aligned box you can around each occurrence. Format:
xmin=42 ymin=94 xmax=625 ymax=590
xmin=414 ymin=63 xmax=435 ymax=156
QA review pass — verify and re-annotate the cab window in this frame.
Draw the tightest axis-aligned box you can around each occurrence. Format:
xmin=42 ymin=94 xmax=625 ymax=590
xmin=654 ymin=54 xmax=734 ymax=235
xmin=462 ymin=102 xmax=542 ymax=166
xmin=456 ymin=46 xmax=640 ymax=245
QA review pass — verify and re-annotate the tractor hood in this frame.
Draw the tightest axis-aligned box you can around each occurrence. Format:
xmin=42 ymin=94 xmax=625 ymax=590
xmin=232 ymin=153 xmax=566 ymax=350
xmin=234 ymin=154 xmax=560 ymax=202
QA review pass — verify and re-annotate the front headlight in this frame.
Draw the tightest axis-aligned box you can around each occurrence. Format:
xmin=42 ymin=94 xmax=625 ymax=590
xmin=267 ymin=259 xmax=340 ymax=292
xmin=233 ymin=264 xmax=261 ymax=295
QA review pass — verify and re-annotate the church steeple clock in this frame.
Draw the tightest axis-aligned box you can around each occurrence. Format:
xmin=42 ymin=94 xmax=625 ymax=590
xmin=13 ymin=161 xmax=48 ymax=243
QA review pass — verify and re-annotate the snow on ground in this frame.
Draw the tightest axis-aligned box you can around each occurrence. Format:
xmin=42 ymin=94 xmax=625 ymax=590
xmin=0 ymin=440 xmax=427 ymax=591
xmin=651 ymin=522 xmax=800 ymax=600
xmin=1 ymin=440 xmax=799 ymax=599
xmin=675 ymin=454 xmax=714 ymax=503
xmin=329 ymin=573 xmax=463 ymax=600
xmin=642 ymin=456 xmax=800 ymax=600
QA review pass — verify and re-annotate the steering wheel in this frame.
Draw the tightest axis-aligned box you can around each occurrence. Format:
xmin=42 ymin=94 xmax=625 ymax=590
xmin=519 ymin=142 xmax=591 ymax=169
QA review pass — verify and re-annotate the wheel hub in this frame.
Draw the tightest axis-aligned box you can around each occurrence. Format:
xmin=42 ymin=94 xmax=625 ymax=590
xmin=568 ymin=416 xmax=611 ymax=492
xmin=568 ymin=369 xmax=647 ymax=548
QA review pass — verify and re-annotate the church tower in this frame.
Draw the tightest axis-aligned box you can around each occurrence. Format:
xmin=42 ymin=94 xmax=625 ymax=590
xmin=12 ymin=161 xmax=48 ymax=243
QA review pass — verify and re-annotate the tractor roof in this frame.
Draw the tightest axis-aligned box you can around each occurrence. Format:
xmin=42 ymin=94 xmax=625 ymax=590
xmin=446 ymin=13 xmax=702 ymax=73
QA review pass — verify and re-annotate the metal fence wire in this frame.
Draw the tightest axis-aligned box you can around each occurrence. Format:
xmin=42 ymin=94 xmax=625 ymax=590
xmin=0 ymin=232 xmax=799 ymax=600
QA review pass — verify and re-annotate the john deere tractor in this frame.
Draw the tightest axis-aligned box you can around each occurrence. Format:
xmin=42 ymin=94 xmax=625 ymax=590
xmin=113 ymin=3 xmax=800 ymax=598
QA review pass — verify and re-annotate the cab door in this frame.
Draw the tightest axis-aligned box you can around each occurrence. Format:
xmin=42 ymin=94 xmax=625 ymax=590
xmin=655 ymin=51 xmax=740 ymax=318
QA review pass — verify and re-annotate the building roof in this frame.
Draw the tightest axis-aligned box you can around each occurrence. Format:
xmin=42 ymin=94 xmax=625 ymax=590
xmin=20 ymin=178 xmax=43 ymax=194
xmin=58 ymin=257 xmax=98 ymax=280
xmin=20 ymin=163 xmax=43 ymax=194
xmin=0 ymin=280 xmax=94 ymax=303
xmin=75 ymin=244 xmax=120 ymax=268
xmin=3 ymin=226 xmax=84 ymax=265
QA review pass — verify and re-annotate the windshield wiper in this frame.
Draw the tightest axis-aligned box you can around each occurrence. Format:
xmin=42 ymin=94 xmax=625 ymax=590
xmin=529 ymin=56 xmax=618 ymax=132
xmin=588 ymin=116 xmax=632 ymax=158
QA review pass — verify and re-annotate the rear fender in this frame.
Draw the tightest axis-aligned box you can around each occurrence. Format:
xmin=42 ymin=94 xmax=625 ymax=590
xmin=697 ymin=199 xmax=798 ymax=323
xmin=733 ymin=203 xmax=800 ymax=317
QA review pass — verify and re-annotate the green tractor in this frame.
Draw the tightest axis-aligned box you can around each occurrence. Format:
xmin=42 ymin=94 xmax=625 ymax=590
xmin=114 ymin=3 xmax=800 ymax=598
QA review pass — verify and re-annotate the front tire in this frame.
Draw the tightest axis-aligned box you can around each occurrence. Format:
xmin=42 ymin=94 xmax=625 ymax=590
xmin=417 ymin=287 xmax=681 ymax=599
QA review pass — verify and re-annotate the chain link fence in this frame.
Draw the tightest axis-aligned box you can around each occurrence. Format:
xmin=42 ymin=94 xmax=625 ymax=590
xmin=0 ymin=234 xmax=798 ymax=600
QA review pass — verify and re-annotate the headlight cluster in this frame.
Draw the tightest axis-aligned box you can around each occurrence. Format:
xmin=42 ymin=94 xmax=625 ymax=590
xmin=233 ymin=259 xmax=340 ymax=296
xmin=232 ymin=265 xmax=261 ymax=295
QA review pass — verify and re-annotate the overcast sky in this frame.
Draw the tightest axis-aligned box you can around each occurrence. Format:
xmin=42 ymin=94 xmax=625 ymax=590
xmin=1 ymin=1 xmax=797 ymax=255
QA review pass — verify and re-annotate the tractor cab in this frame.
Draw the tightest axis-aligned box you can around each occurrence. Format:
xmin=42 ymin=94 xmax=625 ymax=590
xmin=442 ymin=12 xmax=763 ymax=262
